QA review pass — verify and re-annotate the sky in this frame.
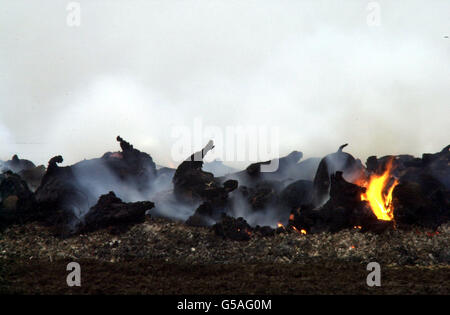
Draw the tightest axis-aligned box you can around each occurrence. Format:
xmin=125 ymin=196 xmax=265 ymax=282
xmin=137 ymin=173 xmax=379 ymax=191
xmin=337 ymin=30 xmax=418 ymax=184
xmin=0 ymin=0 xmax=449 ymax=169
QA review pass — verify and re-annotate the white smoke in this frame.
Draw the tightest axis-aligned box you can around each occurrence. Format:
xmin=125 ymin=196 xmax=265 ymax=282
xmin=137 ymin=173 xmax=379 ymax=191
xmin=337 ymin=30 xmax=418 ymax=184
xmin=0 ymin=123 xmax=17 ymax=162
xmin=1 ymin=1 xmax=449 ymax=168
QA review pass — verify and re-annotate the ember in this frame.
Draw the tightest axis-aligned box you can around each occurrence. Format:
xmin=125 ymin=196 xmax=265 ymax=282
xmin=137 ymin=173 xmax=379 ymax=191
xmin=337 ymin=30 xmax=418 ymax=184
xmin=290 ymin=225 xmax=307 ymax=235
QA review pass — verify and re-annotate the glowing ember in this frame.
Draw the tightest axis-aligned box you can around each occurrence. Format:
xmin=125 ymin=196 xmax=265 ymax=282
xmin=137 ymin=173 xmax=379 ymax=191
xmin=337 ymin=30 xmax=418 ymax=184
xmin=292 ymin=226 xmax=307 ymax=235
xmin=110 ymin=152 xmax=123 ymax=159
xmin=360 ymin=160 xmax=399 ymax=221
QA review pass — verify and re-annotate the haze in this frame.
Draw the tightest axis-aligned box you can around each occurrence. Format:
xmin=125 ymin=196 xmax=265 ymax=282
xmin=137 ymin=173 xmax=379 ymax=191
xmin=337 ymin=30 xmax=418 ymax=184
xmin=1 ymin=0 xmax=449 ymax=169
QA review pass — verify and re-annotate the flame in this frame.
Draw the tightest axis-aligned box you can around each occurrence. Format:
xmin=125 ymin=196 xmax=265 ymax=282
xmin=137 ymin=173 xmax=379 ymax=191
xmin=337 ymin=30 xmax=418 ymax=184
xmin=360 ymin=160 xmax=398 ymax=221
xmin=291 ymin=226 xmax=307 ymax=235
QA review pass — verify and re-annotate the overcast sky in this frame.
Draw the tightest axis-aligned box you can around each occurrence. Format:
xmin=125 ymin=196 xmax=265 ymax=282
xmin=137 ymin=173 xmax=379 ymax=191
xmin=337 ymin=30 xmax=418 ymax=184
xmin=1 ymin=0 xmax=449 ymax=168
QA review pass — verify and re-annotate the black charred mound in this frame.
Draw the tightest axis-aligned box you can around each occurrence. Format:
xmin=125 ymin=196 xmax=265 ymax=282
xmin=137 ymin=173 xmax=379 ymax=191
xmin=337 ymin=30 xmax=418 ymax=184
xmin=30 ymin=136 xmax=158 ymax=234
xmin=17 ymin=165 xmax=45 ymax=192
xmin=78 ymin=191 xmax=154 ymax=234
xmin=33 ymin=155 xmax=85 ymax=232
xmin=292 ymin=171 xmax=393 ymax=234
xmin=212 ymin=214 xmax=276 ymax=240
xmin=229 ymin=180 xmax=282 ymax=214
xmin=368 ymin=145 xmax=450 ymax=229
xmin=0 ymin=171 xmax=36 ymax=229
xmin=0 ymin=154 xmax=45 ymax=192
xmin=279 ymin=179 xmax=313 ymax=210
xmin=173 ymin=141 xmax=238 ymax=225
xmin=222 ymin=151 xmax=307 ymax=187
xmin=97 ymin=136 xmax=157 ymax=191
xmin=1 ymin=139 xmax=449 ymax=238
xmin=288 ymin=144 xmax=450 ymax=234
xmin=184 ymin=179 xmax=238 ymax=227
xmin=393 ymin=179 xmax=450 ymax=229
xmin=1 ymin=154 xmax=36 ymax=174
xmin=213 ymin=214 xmax=253 ymax=241
xmin=185 ymin=202 xmax=215 ymax=227
xmin=312 ymin=144 xmax=365 ymax=207
xmin=173 ymin=167 xmax=237 ymax=209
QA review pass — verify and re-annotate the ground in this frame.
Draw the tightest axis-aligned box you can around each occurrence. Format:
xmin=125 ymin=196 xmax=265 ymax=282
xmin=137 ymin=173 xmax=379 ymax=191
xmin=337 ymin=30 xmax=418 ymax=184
xmin=0 ymin=218 xmax=449 ymax=294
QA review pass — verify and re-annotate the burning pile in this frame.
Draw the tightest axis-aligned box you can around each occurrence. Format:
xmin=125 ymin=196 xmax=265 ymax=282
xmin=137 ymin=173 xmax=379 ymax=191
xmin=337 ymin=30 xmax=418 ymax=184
xmin=0 ymin=137 xmax=449 ymax=238
xmin=289 ymin=145 xmax=449 ymax=235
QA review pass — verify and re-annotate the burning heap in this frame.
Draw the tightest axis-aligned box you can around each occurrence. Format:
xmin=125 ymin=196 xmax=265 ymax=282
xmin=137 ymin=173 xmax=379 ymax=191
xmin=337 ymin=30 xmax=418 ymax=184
xmin=0 ymin=137 xmax=448 ymax=238
xmin=290 ymin=145 xmax=449 ymax=234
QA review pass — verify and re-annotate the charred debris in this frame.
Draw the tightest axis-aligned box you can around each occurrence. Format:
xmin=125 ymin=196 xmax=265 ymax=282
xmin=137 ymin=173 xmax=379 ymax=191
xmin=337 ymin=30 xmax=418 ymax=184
xmin=0 ymin=137 xmax=449 ymax=240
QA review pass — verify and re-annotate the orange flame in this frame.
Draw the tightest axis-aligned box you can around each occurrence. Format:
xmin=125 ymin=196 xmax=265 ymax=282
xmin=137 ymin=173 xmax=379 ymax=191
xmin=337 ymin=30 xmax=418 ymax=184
xmin=291 ymin=226 xmax=307 ymax=235
xmin=360 ymin=160 xmax=398 ymax=221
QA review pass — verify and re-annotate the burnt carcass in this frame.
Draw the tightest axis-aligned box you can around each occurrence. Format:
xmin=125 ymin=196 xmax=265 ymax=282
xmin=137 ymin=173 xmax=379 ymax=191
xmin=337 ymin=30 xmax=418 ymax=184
xmin=278 ymin=179 xmax=314 ymax=213
xmin=77 ymin=191 xmax=154 ymax=234
xmin=173 ymin=140 xmax=237 ymax=225
xmin=1 ymin=154 xmax=45 ymax=191
xmin=229 ymin=177 xmax=311 ymax=222
xmin=34 ymin=156 xmax=85 ymax=232
xmin=392 ymin=145 xmax=450 ymax=228
xmin=365 ymin=145 xmax=450 ymax=228
xmin=291 ymin=172 xmax=391 ymax=233
xmin=33 ymin=136 xmax=159 ymax=233
xmin=293 ymin=145 xmax=450 ymax=234
xmin=97 ymin=136 xmax=157 ymax=192
xmin=222 ymin=151 xmax=304 ymax=187
xmin=312 ymin=144 xmax=365 ymax=206
xmin=0 ymin=171 xmax=36 ymax=229
xmin=213 ymin=213 xmax=253 ymax=241
xmin=241 ymin=180 xmax=282 ymax=211
xmin=220 ymin=151 xmax=316 ymax=226
xmin=1 ymin=154 xmax=36 ymax=173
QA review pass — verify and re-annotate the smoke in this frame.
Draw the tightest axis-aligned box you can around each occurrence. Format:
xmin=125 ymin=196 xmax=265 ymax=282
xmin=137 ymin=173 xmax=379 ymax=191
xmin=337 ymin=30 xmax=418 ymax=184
xmin=203 ymin=160 xmax=237 ymax=177
xmin=0 ymin=123 xmax=17 ymax=163
xmin=228 ymin=190 xmax=287 ymax=228
xmin=1 ymin=1 xmax=449 ymax=169
xmin=53 ymin=153 xmax=197 ymax=221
